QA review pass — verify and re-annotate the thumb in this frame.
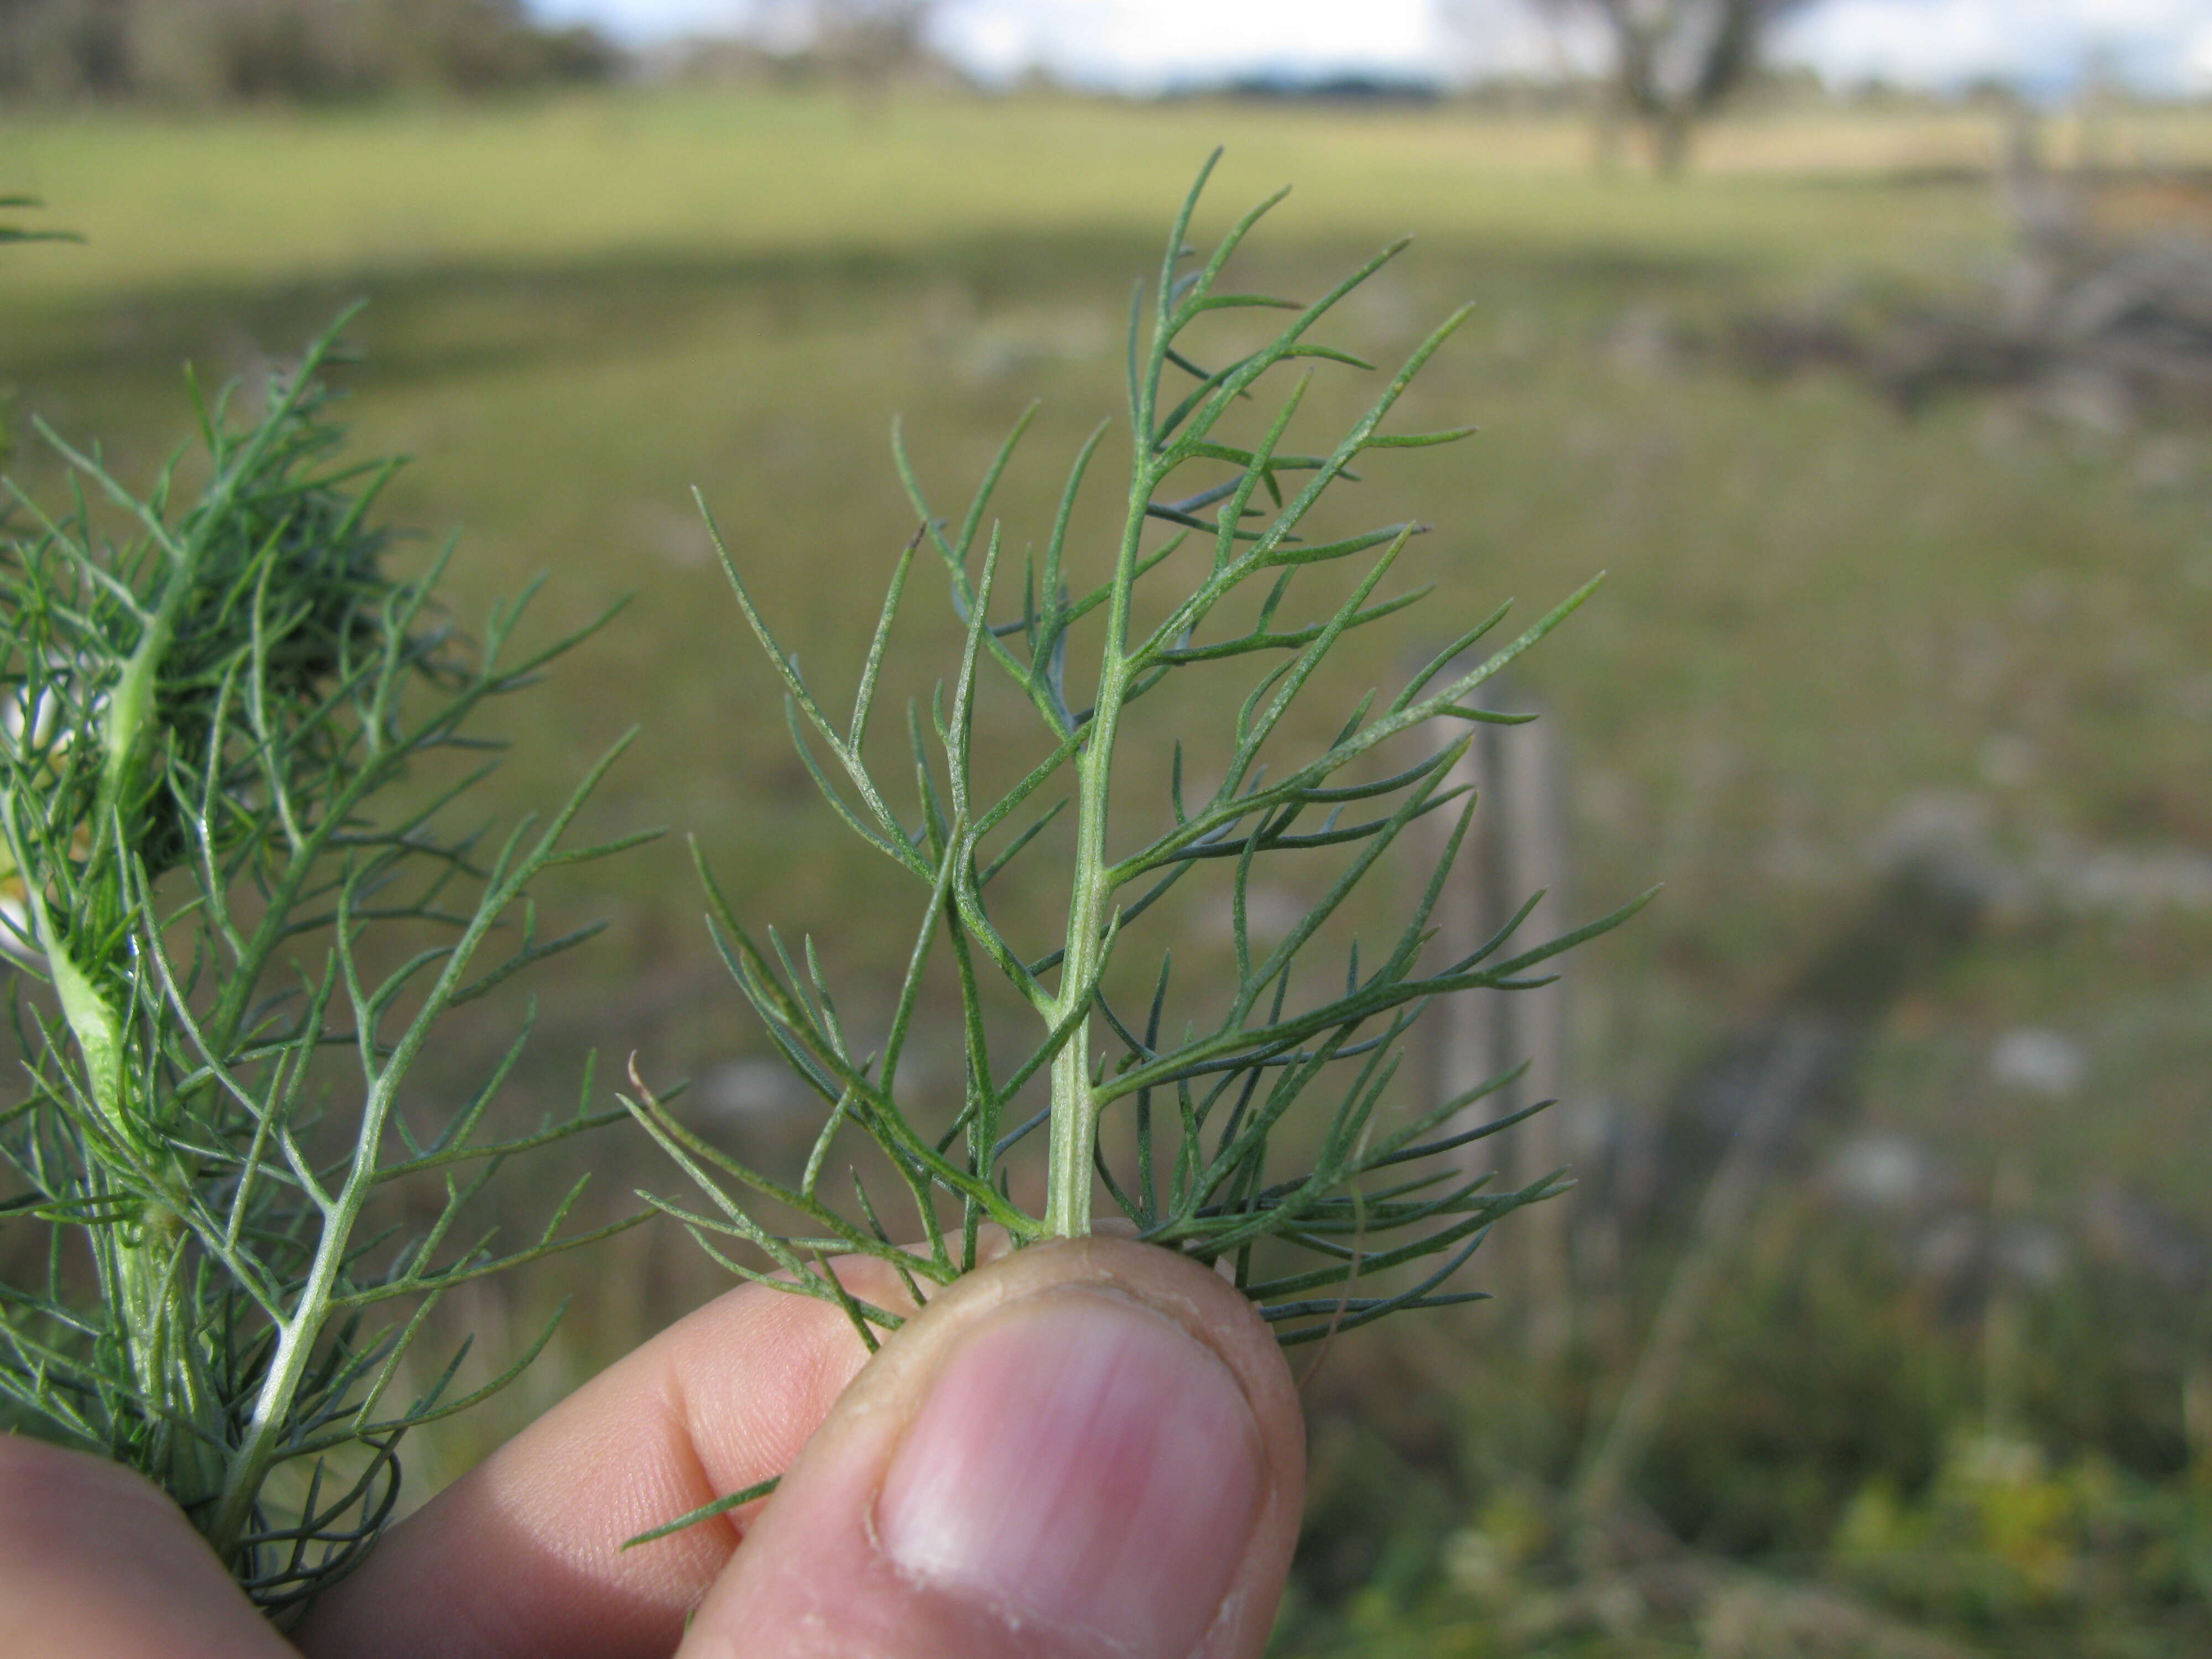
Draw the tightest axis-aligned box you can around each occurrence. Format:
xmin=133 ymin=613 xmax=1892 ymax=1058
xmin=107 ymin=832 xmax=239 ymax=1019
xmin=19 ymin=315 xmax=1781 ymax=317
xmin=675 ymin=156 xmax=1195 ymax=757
xmin=679 ymin=1237 xmax=1305 ymax=1659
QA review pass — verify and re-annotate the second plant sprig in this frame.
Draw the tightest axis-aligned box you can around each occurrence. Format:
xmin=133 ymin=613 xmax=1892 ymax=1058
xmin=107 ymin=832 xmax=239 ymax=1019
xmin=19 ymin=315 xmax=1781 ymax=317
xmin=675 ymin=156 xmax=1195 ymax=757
xmin=627 ymin=153 xmax=1646 ymax=1353
xmin=0 ymin=322 xmax=649 ymax=1609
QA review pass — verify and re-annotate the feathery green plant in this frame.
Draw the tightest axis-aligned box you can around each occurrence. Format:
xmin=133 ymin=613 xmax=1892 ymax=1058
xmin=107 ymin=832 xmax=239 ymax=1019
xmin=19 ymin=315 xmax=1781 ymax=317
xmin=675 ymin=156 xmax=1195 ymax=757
xmin=625 ymin=155 xmax=1645 ymax=1397
xmin=0 ymin=316 xmax=647 ymax=1610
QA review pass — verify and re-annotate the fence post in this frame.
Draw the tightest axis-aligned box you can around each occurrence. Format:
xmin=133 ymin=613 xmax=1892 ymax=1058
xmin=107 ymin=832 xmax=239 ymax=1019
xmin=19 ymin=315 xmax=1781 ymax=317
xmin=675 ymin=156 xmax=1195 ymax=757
xmin=1427 ymin=683 xmax=1573 ymax=1362
xmin=1501 ymin=708 xmax=1573 ymax=1361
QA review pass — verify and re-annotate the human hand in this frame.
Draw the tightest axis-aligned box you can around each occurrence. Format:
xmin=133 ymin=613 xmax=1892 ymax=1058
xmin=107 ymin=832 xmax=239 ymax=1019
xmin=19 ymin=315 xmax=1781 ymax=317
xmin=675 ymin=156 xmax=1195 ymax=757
xmin=0 ymin=1236 xmax=1305 ymax=1658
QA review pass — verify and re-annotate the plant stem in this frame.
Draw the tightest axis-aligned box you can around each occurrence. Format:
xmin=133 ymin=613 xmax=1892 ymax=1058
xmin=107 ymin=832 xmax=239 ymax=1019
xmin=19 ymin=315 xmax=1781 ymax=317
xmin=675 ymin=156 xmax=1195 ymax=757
xmin=79 ymin=450 xmax=226 ymax=1499
xmin=206 ymin=1155 xmax=361 ymax=1559
xmin=1044 ymin=461 xmax=1155 ymax=1237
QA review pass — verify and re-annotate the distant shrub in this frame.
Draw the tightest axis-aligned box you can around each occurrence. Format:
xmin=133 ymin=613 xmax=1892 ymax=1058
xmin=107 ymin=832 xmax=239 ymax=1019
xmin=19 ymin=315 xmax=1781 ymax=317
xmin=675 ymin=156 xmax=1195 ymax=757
xmin=0 ymin=0 xmax=620 ymax=104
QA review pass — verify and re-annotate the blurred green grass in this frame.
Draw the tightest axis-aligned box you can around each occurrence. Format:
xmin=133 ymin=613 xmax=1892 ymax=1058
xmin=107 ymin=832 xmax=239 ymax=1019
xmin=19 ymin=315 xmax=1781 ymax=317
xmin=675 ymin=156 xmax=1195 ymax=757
xmin=0 ymin=92 xmax=2029 ymax=300
xmin=6 ymin=90 xmax=2212 ymax=1647
xmin=11 ymin=89 xmax=2203 ymax=1197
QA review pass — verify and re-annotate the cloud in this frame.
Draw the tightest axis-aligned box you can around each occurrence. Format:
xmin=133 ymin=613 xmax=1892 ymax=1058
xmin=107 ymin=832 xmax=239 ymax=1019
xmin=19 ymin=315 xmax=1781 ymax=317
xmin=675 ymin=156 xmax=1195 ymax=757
xmin=1772 ymin=0 xmax=2212 ymax=94
xmin=938 ymin=0 xmax=1443 ymax=91
xmin=527 ymin=0 xmax=2212 ymax=95
xmin=530 ymin=0 xmax=744 ymax=44
xmin=1437 ymin=0 xmax=1596 ymax=81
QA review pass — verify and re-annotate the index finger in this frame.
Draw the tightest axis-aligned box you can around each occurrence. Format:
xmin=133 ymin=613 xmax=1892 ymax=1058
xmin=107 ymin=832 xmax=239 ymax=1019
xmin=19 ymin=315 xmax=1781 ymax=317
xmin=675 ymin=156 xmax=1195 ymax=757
xmin=298 ymin=1258 xmax=911 ymax=1659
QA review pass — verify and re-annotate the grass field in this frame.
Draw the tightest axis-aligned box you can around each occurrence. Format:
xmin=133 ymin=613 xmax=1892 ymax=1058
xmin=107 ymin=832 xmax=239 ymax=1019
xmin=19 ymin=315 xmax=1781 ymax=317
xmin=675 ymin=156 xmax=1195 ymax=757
xmin=7 ymin=88 xmax=2212 ymax=1653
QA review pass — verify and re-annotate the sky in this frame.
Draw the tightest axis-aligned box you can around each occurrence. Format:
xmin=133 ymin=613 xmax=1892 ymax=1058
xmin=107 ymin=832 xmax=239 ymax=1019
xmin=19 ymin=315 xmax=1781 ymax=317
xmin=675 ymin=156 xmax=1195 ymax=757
xmin=527 ymin=0 xmax=2212 ymax=97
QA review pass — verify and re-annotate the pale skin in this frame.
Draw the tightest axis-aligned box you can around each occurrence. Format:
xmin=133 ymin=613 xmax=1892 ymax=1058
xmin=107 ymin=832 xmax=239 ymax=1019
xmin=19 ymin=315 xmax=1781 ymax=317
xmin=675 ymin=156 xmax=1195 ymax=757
xmin=0 ymin=1238 xmax=1306 ymax=1659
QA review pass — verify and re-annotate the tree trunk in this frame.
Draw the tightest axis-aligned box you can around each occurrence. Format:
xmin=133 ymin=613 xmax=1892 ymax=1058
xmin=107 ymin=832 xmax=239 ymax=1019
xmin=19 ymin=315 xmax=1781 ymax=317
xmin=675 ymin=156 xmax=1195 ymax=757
xmin=1592 ymin=93 xmax=1629 ymax=177
xmin=1648 ymin=106 xmax=1695 ymax=177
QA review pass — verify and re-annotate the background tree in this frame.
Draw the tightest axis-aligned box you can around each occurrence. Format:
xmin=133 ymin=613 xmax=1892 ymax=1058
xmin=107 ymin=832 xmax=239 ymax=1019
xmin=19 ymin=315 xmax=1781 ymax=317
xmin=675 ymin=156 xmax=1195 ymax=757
xmin=1453 ymin=0 xmax=1818 ymax=175
xmin=0 ymin=0 xmax=131 ymax=98
xmin=810 ymin=0 xmax=932 ymax=81
xmin=737 ymin=0 xmax=940 ymax=107
xmin=1575 ymin=0 xmax=1817 ymax=173
xmin=0 ymin=0 xmax=617 ymax=103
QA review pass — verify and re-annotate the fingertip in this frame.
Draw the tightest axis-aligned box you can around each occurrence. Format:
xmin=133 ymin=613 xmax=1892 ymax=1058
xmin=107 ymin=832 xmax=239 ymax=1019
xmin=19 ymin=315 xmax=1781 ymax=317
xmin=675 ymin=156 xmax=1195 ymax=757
xmin=301 ymin=1266 xmax=898 ymax=1659
xmin=0 ymin=1436 xmax=292 ymax=1659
